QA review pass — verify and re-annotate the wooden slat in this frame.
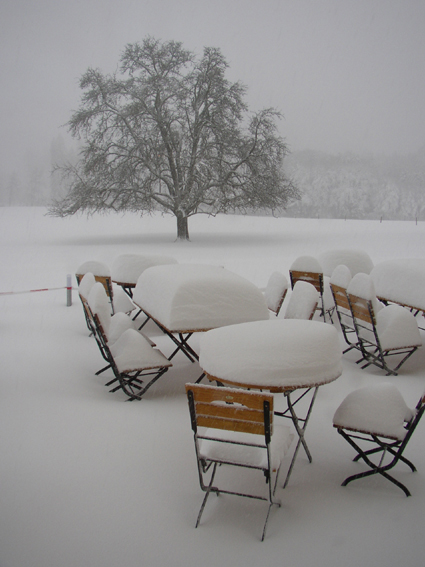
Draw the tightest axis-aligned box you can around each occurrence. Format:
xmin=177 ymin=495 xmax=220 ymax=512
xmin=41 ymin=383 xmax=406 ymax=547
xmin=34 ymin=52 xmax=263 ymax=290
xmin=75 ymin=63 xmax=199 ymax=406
xmin=348 ymin=295 xmax=375 ymax=324
xmin=331 ymin=284 xmax=351 ymax=310
xmin=290 ymin=270 xmax=322 ymax=293
xmin=197 ymin=415 xmax=266 ymax=436
xmin=186 ymin=383 xmax=273 ymax=412
xmin=195 ymin=402 xmax=265 ymax=423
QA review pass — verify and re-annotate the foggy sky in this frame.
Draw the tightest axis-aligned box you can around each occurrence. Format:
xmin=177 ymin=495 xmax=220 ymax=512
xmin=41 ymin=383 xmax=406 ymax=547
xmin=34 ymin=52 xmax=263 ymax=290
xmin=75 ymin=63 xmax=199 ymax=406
xmin=1 ymin=0 xmax=425 ymax=179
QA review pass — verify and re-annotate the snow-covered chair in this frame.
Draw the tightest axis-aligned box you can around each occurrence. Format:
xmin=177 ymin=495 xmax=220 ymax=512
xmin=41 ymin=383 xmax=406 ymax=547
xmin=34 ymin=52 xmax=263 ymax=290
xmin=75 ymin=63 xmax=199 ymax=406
xmin=77 ymin=272 xmax=98 ymax=335
xmin=284 ymin=281 xmax=319 ymax=320
xmin=76 ymin=260 xmax=115 ymax=313
xmin=333 ymin=383 xmax=425 ymax=496
xmin=329 ymin=265 xmax=358 ymax=352
xmin=87 ymin=282 xmax=171 ymax=400
xmin=263 ymin=271 xmax=288 ymax=317
xmin=289 ymin=255 xmax=327 ymax=321
xmin=347 ymin=273 xmax=421 ymax=375
xmin=185 ymin=383 xmax=293 ymax=541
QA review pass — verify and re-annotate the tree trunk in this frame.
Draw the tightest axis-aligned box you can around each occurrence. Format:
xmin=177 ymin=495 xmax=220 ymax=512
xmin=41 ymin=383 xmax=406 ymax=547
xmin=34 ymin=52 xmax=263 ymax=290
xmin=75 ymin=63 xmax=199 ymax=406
xmin=176 ymin=211 xmax=190 ymax=240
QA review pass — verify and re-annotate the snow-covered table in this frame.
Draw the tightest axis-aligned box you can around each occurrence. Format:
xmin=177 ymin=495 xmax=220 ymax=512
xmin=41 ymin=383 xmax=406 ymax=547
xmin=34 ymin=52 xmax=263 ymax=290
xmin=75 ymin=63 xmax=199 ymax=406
xmin=111 ymin=254 xmax=178 ymax=297
xmin=199 ymin=318 xmax=343 ymax=486
xmin=370 ymin=259 xmax=425 ymax=327
xmin=132 ymin=264 xmax=270 ymax=362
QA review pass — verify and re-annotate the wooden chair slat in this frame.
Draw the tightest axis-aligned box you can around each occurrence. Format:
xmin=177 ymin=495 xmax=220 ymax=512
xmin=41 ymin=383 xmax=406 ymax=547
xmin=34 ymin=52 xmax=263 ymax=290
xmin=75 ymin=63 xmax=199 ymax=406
xmin=195 ymin=402 xmax=266 ymax=423
xmin=197 ymin=415 xmax=266 ymax=435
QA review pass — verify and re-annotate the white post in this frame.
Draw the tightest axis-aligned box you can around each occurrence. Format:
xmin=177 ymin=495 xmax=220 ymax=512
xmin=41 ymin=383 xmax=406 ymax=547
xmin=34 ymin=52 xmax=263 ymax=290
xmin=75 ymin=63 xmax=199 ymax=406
xmin=66 ymin=274 xmax=72 ymax=306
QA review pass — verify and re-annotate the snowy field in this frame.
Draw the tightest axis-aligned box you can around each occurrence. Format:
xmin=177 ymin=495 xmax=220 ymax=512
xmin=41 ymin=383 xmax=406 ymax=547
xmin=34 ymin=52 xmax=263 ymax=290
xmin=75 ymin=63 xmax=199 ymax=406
xmin=1 ymin=207 xmax=425 ymax=567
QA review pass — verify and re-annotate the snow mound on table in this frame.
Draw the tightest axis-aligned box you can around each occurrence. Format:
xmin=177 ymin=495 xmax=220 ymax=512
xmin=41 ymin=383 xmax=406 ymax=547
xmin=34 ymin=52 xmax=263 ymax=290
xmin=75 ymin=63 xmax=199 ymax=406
xmin=319 ymin=249 xmax=373 ymax=277
xmin=111 ymin=254 xmax=177 ymax=284
xmin=370 ymin=259 xmax=425 ymax=310
xmin=333 ymin=383 xmax=415 ymax=440
xmin=133 ymin=264 xmax=269 ymax=331
xmin=199 ymin=319 xmax=342 ymax=389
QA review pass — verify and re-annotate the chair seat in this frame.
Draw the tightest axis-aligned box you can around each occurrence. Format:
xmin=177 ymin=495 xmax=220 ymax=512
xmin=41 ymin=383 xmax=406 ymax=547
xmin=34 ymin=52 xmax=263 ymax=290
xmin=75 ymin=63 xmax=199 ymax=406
xmin=110 ymin=329 xmax=171 ymax=373
xmin=199 ymin=424 xmax=293 ymax=470
xmin=333 ymin=384 xmax=415 ymax=440
xmin=376 ymin=305 xmax=422 ymax=351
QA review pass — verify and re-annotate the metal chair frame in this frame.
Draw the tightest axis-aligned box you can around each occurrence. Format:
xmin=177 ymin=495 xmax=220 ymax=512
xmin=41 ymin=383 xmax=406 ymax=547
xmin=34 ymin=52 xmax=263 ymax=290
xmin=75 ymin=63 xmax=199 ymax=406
xmin=335 ymin=392 xmax=425 ymax=496
xmin=290 ymin=269 xmax=326 ymax=321
xmin=186 ymin=383 xmax=284 ymax=541
xmin=330 ymin=282 xmax=359 ymax=353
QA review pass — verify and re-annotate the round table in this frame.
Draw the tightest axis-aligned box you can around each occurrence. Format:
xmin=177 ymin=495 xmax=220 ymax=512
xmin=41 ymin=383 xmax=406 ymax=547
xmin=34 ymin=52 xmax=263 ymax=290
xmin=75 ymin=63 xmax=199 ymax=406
xmin=199 ymin=318 xmax=343 ymax=486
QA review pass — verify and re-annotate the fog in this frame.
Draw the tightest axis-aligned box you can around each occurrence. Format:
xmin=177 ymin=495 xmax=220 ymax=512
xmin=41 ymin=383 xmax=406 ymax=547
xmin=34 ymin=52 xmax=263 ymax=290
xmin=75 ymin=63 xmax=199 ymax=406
xmin=1 ymin=0 xmax=425 ymax=197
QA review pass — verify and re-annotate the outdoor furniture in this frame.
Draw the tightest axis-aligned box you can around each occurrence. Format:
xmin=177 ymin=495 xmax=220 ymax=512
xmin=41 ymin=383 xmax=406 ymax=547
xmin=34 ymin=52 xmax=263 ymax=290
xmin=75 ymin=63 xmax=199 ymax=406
xmin=263 ymin=271 xmax=288 ymax=316
xmin=185 ymin=383 xmax=293 ymax=540
xmin=289 ymin=255 xmax=327 ymax=321
xmin=111 ymin=254 xmax=178 ymax=298
xmin=284 ymin=281 xmax=319 ymax=320
xmin=370 ymin=259 xmax=425 ymax=329
xmin=318 ymin=249 xmax=374 ymax=278
xmin=329 ymin=264 xmax=358 ymax=353
xmin=76 ymin=260 xmax=114 ymax=312
xmin=199 ymin=318 xmax=343 ymax=487
xmin=87 ymin=282 xmax=172 ymax=400
xmin=333 ymin=383 xmax=425 ymax=496
xmin=347 ymin=273 xmax=421 ymax=375
xmin=132 ymin=264 xmax=270 ymax=362
xmin=77 ymin=272 xmax=97 ymax=335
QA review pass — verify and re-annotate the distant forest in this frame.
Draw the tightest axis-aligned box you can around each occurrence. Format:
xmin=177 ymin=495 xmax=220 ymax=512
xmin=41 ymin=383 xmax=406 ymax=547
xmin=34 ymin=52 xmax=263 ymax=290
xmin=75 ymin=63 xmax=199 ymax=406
xmin=1 ymin=136 xmax=424 ymax=221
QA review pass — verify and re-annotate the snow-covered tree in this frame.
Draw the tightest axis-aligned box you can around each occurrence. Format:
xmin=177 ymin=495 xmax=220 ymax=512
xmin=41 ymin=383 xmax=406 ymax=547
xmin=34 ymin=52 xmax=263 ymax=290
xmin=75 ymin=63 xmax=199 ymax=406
xmin=49 ymin=37 xmax=299 ymax=239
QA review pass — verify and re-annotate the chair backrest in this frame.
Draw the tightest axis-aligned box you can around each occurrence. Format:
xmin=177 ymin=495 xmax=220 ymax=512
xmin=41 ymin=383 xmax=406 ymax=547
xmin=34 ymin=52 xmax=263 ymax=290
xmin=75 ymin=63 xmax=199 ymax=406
xmin=76 ymin=260 xmax=114 ymax=303
xmin=87 ymin=282 xmax=113 ymax=342
xmin=284 ymin=280 xmax=319 ymax=320
xmin=185 ymin=383 xmax=273 ymax=440
xmin=346 ymin=273 xmax=378 ymax=326
xmin=289 ymin=256 xmax=324 ymax=294
xmin=264 ymin=271 xmax=288 ymax=316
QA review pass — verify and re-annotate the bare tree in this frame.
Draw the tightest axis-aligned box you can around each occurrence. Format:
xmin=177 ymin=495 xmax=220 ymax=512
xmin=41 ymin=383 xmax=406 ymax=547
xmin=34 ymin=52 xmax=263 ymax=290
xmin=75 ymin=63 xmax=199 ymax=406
xmin=49 ymin=37 xmax=299 ymax=239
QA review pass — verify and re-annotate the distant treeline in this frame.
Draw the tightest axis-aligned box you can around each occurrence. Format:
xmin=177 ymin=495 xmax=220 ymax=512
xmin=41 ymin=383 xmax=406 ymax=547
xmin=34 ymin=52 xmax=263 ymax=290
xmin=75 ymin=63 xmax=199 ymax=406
xmin=1 ymin=137 xmax=424 ymax=221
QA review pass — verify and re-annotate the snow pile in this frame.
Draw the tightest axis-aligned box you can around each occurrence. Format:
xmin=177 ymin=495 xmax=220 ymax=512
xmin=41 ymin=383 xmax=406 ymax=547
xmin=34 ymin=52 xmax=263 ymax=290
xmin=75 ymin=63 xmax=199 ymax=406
xmin=133 ymin=264 xmax=269 ymax=331
xmin=109 ymin=328 xmax=170 ymax=373
xmin=376 ymin=305 xmax=422 ymax=350
xmin=290 ymin=255 xmax=323 ymax=273
xmin=76 ymin=260 xmax=110 ymax=277
xmin=333 ymin=383 xmax=415 ymax=440
xmin=199 ymin=319 xmax=342 ymax=388
xmin=347 ymin=272 xmax=376 ymax=301
xmin=111 ymin=254 xmax=177 ymax=284
xmin=78 ymin=272 xmax=96 ymax=300
xmin=370 ymin=258 xmax=425 ymax=310
xmin=284 ymin=281 xmax=319 ymax=320
xmin=330 ymin=264 xmax=352 ymax=289
xmin=264 ymin=271 xmax=288 ymax=313
xmin=319 ymin=249 xmax=374 ymax=277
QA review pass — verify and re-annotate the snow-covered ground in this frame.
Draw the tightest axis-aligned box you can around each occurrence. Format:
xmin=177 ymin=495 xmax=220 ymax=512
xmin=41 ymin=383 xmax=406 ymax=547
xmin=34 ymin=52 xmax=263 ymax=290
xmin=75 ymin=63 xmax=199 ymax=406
xmin=1 ymin=207 xmax=424 ymax=567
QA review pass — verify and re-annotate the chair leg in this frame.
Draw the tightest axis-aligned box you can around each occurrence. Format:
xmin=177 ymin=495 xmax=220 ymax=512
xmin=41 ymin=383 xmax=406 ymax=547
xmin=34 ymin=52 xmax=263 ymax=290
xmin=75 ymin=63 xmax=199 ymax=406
xmin=341 ymin=467 xmax=411 ymax=497
xmin=196 ymin=463 xmax=218 ymax=528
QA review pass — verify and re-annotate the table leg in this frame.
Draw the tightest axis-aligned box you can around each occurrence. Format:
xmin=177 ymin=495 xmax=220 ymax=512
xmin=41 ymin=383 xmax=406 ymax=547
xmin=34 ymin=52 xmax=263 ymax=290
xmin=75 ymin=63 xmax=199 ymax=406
xmin=276 ymin=386 xmax=319 ymax=488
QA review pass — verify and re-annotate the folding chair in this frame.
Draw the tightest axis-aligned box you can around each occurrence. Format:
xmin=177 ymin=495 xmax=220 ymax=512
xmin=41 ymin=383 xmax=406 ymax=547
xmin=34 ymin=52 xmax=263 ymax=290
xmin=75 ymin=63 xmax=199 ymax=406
xmin=329 ymin=264 xmax=358 ymax=353
xmin=76 ymin=260 xmax=114 ymax=313
xmin=87 ymin=282 xmax=172 ymax=400
xmin=185 ymin=383 xmax=293 ymax=541
xmin=264 ymin=271 xmax=288 ymax=317
xmin=289 ymin=255 xmax=326 ymax=321
xmin=347 ymin=273 xmax=421 ymax=376
xmin=333 ymin=383 xmax=425 ymax=496
xmin=284 ymin=280 xmax=319 ymax=320
xmin=77 ymin=272 xmax=97 ymax=335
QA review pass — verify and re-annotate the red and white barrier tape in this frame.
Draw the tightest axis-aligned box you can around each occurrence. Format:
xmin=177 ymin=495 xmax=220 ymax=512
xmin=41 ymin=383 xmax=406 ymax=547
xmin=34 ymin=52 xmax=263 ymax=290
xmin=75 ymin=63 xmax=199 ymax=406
xmin=0 ymin=286 xmax=76 ymax=296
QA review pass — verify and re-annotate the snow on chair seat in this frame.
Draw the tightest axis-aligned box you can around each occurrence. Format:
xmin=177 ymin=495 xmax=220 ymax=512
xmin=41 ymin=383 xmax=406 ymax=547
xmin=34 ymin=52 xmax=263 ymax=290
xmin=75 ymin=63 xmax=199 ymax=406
xmin=346 ymin=273 xmax=421 ymax=375
xmin=185 ymin=383 xmax=293 ymax=541
xmin=289 ymin=255 xmax=326 ymax=321
xmin=333 ymin=383 xmax=425 ymax=496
